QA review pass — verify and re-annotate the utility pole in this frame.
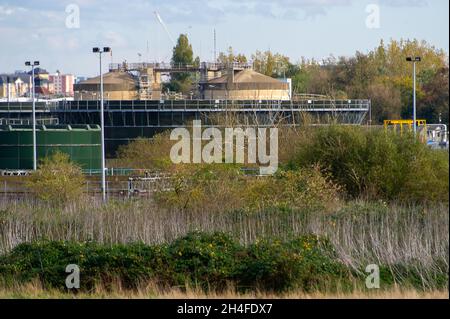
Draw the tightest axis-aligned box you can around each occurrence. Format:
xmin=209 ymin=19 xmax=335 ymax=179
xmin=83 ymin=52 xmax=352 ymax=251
xmin=93 ymin=47 xmax=111 ymax=202
xmin=214 ymin=29 xmax=217 ymax=63
xmin=406 ymin=56 xmax=421 ymax=135
xmin=25 ymin=61 xmax=40 ymax=171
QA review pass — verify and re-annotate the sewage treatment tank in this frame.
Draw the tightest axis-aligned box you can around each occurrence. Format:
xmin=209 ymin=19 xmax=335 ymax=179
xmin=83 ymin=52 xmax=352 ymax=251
xmin=0 ymin=124 xmax=101 ymax=170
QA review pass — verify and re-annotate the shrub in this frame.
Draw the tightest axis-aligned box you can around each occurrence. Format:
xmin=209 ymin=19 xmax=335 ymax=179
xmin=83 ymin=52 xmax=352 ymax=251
xmin=286 ymin=125 xmax=449 ymax=203
xmin=0 ymin=240 xmax=173 ymax=290
xmin=26 ymin=151 xmax=85 ymax=206
xmin=166 ymin=231 xmax=242 ymax=289
xmin=116 ymin=133 xmax=175 ymax=171
xmin=0 ymin=232 xmax=352 ymax=292
xmin=238 ymin=235 xmax=352 ymax=292
xmin=154 ymin=164 xmax=246 ymax=211
xmin=156 ymin=164 xmax=340 ymax=213
xmin=1 ymin=232 xmax=445 ymax=293
xmin=243 ymin=167 xmax=341 ymax=212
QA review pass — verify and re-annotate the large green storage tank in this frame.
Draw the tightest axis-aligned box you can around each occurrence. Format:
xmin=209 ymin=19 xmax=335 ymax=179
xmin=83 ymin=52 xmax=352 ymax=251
xmin=0 ymin=124 xmax=101 ymax=170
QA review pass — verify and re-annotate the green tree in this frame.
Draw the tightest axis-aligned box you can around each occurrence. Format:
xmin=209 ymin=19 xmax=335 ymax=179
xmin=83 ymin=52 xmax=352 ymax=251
xmin=218 ymin=46 xmax=247 ymax=64
xmin=291 ymin=39 xmax=448 ymax=124
xmin=420 ymin=67 xmax=449 ymax=124
xmin=169 ymin=34 xmax=197 ymax=94
xmin=252 ymin=50 xmax=292 ymax=77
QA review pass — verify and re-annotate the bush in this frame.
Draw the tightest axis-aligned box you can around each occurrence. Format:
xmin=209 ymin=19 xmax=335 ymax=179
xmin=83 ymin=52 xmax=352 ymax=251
xmin=26 ymin=151 xmax=85 ymax=206
xmin=2 ymin=232 xmax=444 ymax=293
xmin=155 ymin=164 xmax=246 ymax=211
xmin=286 ymin=125 xmax=449 ymax=203
xmin=166 ymin=231 xmax=242 ymax=289
xmin=0 ymin=241 xmax=168 ymax=290
xmin=0 ymin=232 xmax=353 ymax=293
xmin=238 ymin=235 xmax=352 ymax=292
xmin=156 ymin=164 xmax=340 ymax=213
xmin=116 ymin=133 xmax=175 ymax=171
xmin=242 ymin=167 xmax=341 ymax=212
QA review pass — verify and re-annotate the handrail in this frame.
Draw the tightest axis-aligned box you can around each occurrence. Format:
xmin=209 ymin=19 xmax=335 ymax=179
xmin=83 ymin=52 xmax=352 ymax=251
xmin=0 ymin=99 xmax=370 ymax=114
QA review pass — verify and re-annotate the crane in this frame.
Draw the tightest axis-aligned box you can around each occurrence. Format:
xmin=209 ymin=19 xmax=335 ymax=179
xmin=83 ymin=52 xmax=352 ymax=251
xmin=154 ymin=11 xmax=175 ymax=46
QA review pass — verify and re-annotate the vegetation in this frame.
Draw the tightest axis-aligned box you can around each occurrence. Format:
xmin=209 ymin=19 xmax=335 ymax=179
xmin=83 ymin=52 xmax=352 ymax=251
xmin=284 ymin=126 xmax=449 ymax=202
xmin=221 ymin=39 xmax=449 ymax=125
xmin=154 ymin=164 xmax=340 ymax=213
xmin=1 ymin=67 xmax=448 ymax=296
xmin=218 ymin=46 xmax=248 ymax=64
xmin=25 ymin=151 xmax=85 ymax=206
xmin=116 ymin=132 xmax=174 ymax=171
xmin=0 ymin=283 xmax=447 ymax=299
xmin=0 ymin=199 xmax=447 ymax=292
xmin=1 ymin=230 xmax=444 ymax=293
xmin=167 ymin=34 xmax=199 ymax=94
xmin=117 ymin=125 xmax=448 ymax=205
xmin=164 ymin=35 xmax=448 ymax=124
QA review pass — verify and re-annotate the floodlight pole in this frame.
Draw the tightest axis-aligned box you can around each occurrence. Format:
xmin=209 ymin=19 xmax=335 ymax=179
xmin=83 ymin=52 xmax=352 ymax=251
xmin=100 ymin=51 xmax=106 ymax=202
xmin=32 ymin=65 xmax=37 ymax=170
xmin=406 ymin=57 xmax=421 ymax=135
xmin=413 ymin=60 xmax=417 ymax=135
xmin=26 ymin=61 xmax=39 ymax=171
xmin=93 ymin=47 xmax=110 ymax=202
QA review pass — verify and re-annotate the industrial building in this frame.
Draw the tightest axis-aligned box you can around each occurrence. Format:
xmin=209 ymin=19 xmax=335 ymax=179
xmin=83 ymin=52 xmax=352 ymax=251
xmin=0 ymin=99 xmax=370 ymax=157
xmin=0 ymin=61 xmax=370 ymax=170
xmin=74 ymin=71 xmax=140 ymax=100
xmin=201 ymin=69 xmax=291 ymax=100
xmin=0 ymin=124 xmax=101 ymax=170
xmin=74 ymin=62 xmax=291 ymax=101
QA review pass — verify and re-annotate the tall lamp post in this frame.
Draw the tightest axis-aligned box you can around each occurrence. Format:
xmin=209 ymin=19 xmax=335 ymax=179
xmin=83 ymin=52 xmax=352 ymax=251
xmin=406 ymin=56 xmax=421 ymax=135
xmin=25 ymin=61 xmax=40 ymax=171
xmin=92 ymin=47 xmax=111 ymax=202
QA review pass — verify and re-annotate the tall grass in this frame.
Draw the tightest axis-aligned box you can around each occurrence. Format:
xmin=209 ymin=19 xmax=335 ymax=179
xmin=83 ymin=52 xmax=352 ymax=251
xmin=0 ymin=281 xmax=447 ymax=299
xmin=0 ymin=198 xmax=447 ymax=289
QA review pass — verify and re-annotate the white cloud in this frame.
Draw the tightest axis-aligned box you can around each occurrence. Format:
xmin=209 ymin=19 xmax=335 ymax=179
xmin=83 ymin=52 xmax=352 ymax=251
xmin=0 ymin=5 xmax=14 ymax=15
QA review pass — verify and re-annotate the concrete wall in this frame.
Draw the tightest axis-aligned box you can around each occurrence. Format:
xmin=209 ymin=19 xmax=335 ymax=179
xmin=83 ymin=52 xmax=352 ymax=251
xmin=203 ymin=89 xmax=290 ymax=101
xmin=74 ymin=90 xmax=139 ymax=100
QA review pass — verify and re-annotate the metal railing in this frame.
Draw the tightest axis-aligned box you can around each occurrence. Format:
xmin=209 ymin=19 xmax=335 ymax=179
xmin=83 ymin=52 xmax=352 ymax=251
xmin=51 ymin=99 xmax=370 ymax=112
xmin=108 ymin=61 xmax=253 ymax=72
xmin=0 ymin=118 xmax=59 ymax=125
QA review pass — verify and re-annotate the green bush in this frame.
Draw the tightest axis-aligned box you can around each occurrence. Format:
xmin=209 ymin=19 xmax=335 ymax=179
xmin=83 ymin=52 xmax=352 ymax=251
xmin=156 ymin=164 xmax=340 ymax=213
xmin=287 ymin=125 xmax=449 ymax=203
xmin=26 ymin=151 xmax=86 ymax=206
xmin=238 ymin=235 xmax=352 ymax=292
xmin=0 ymin=232 xmax=445 ymax=293
xmin=0 ymin=233 xmax=352 ymax=292
xmin=166 ymin=231 xmax=242 ymax=289
xmin=0 ymin=241 xmax=169 ymax=290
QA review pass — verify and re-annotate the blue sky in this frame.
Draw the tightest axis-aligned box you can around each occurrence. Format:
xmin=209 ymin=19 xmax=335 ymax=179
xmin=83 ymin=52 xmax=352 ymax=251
xmin=0 ymin=0 xmax=448 ymax=77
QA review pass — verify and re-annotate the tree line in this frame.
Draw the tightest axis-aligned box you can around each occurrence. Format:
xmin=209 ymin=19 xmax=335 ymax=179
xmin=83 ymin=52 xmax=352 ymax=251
xmin=169 ymin=35 xmax=448 ymax=125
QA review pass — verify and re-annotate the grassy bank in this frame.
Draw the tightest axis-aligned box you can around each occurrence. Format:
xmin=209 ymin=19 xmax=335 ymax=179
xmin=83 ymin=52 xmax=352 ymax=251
xmin=0 ymin=283 xmax=447 ymax=299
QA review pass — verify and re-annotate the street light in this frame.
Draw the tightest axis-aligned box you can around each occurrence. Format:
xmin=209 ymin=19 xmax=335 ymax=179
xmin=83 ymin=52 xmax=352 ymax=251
xmin=25 ymin=60 xmax=40 ymax=171
xmin=92 ymin=47 xmax=111 ymax=202
xmin=406 ymin=56 xmax=421 ymax=135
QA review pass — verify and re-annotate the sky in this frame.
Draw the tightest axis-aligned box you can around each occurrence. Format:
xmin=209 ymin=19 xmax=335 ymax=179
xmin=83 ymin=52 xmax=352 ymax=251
xmin=0 ymin=0 xmax=448 ymax=77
